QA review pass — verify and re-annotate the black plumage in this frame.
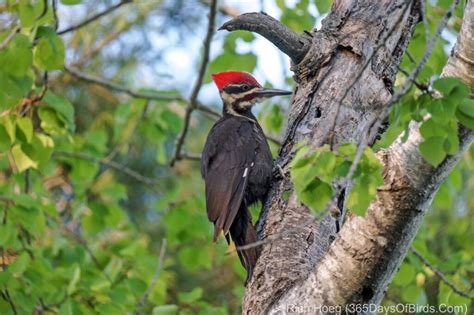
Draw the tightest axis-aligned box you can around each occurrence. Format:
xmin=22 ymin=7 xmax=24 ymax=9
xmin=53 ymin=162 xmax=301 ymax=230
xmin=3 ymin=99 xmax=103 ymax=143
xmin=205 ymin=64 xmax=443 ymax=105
xmin=202 ymin=71 xmax=291 ymax=282
xmin=201 ymin=111 xmax=273 ymax=281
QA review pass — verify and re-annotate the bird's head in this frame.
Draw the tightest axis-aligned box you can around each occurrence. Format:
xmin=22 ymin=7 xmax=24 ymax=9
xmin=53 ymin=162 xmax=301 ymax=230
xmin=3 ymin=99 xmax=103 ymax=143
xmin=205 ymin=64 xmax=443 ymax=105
xmin=211 ymin=71 xmax=291 ymax=116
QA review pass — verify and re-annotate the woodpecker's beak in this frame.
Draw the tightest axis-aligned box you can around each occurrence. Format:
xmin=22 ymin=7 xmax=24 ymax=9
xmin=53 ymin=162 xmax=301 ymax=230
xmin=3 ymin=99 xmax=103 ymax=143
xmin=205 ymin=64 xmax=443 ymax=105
xmin=253 ymin=88 xmax=292 ymax=98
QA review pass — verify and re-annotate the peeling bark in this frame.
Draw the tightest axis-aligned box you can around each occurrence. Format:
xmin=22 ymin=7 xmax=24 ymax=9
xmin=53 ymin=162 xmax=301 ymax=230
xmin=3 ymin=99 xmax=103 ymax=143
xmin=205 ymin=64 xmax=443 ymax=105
xmin=220 ymin=0 xmax=473 ymax=314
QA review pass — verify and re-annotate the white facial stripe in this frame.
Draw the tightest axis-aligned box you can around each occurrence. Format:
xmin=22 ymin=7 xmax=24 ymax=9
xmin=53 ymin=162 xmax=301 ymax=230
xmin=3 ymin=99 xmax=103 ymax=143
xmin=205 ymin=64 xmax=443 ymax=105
xmin=221 ymin=91 xmax=237 ymax=104
xmin=220 ymin=88 xmax=260 ymax=122
xmin=238 ymin=101 xmax=252 ymax=109
xmin=243 ymin=167 xmax=248 ymax=178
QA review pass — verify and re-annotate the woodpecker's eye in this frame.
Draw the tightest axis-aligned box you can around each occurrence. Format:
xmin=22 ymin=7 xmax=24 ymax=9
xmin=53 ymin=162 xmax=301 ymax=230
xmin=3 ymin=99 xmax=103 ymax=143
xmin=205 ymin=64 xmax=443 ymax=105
xmin=241 ymin=84 xmax=250 ymax=91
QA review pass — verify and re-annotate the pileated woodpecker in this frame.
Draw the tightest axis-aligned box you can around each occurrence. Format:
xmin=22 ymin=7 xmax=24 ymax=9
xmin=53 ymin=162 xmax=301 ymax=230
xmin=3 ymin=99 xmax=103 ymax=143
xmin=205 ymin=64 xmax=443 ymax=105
xmin=201 ymin=71 xmax=291 ymax=282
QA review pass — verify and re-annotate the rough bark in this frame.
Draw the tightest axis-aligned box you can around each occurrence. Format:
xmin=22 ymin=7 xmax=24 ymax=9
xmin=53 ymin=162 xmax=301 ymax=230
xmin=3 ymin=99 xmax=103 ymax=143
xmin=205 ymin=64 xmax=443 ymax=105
xmin=219 ymin=12 xmax=310 ymax=64
xmin=220 ymin=0 xmax=473 ymax=314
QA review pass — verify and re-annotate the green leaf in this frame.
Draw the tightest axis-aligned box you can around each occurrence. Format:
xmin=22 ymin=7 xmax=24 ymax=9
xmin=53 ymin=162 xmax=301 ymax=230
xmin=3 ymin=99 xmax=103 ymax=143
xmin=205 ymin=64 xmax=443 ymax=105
xmin=223 ymin=32 xmax=255 ymax=52
xmin=67 ymin=266 xmax=81 ymax=295
xmin=0 ymin=221 xmax=16 ymax=247
xmin=16 ymin=117 xmax=33 ymax=143
xmin=0 ymin=116 xmax=16 ymax=143
xmin=160 ymin=109 xmax=182 ymax=133
xmin=280 ymin=2 xmax=315 ymax=33
xmin=312 ymin=150 xmax=337 ymax=181
xmin=127 ymin=277 xmax=147 ymax=296
xmin=33 ymin=133 xmax=55 ymax=165
xmin=178 ymin=246 xmax=212 ymax=271
xmin=18 ymin=1 xmax=36 ymax=28
xmin=153 ymin=305 xmax=178 ymax=315
xmin=458 ymin=98 xmax=474 ymax=118
xmin=178 ymin=287 xmax=203 ymax=303
xmin=433 ymin=77 xmax=468 ymax=98
xmin=290 ymin=145 xmax=313 ymax=169
xmin=0 ymin=126 xmax=11 ymax=151
xmin=438 ymin=281 xmax=471 ymax=306
xmin=0 ymin=73 xmax=33 ymax=110
xmin=9 ymin=199 xmax=46 ymax=234
xmin=61 ymin=0 xmax=82 ymax=4
xmin=456 ymin=109 xmax=474 ymax=129
xmin=42 ymin=91 xmax=75 ymax=131
xmin=338 ymin=143 xmax=357 ymax=158
xmin=38 ymin=107 xmax=65 ymax=135
xmin=22 ymin=133 xmax=55 ymax=169
xmin=11 ymin=144 xmax=37 ymax=172
xmin=334 ymin=160 xmax=351 ymax=177
xmin=419 ymin=136 xmax=447 ymax=167
xmin=0 ymin=34 xmax=33 ymax=76
xmin=347 ymin=176 xmax=373 ymax=216
xmin=34 ymin=27 xmax=65 ymax=70
xmin=392 ymin=263 xmax=416 ymax=286
xmin=419 ymin=119 xmax=446 ymax=139
xmin=428 ymin=99 xmax=453 ymax=125
xmin=8 ymin=252 xmax=30 ymax=276
xmin=95 ymin=303 xmax=124 ymax=315
xmin=401 ymin=285 xmax=424 ymax=304
xmin=90 ymin=278 xmax=111 ymax=292
xmin=448 ymin=83 xmax=470 ymax=105
xmin=315 ymin=0 xmax=332 ymax=13
xmin=276 ymin=0 xmax=286 ymax=10
xmin=444 ymin=129 xmax=459 ymax=155
xmin=361 ymin=147 xmax=383 ymax=172
xmin=265 ymin=104 xmax=284 ymax=134
xmin=298 ymin=179 xmax=333 ymax=213
xmin=59 ymin=300 xmax=74 ymax=315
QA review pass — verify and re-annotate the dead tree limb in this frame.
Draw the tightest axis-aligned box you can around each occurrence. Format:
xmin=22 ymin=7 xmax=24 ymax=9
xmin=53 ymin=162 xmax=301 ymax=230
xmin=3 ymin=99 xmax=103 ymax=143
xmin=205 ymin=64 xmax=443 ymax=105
xmin=219 ymin=12 xmax=310 ymax=64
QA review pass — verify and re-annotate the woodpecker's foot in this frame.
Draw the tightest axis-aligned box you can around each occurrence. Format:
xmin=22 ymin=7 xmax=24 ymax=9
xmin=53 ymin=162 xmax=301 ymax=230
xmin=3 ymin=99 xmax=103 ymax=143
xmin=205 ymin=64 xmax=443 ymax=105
xmin=272 ymin=163 xmax=286 ymax=180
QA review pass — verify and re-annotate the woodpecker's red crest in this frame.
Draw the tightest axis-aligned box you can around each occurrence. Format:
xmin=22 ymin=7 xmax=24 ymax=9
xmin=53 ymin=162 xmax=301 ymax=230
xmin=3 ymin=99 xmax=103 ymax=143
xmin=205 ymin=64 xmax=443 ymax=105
xmin=212 ymin=71 xmax=261 ymax=91
xmin=211 ymin=71 xmax=291 ymax=115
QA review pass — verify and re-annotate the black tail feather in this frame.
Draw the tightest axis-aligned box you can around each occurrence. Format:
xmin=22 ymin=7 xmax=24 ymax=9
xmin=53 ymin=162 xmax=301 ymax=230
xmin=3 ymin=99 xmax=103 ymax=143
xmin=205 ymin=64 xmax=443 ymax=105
xmin=229 ymin=204 xmax=261 ymax=284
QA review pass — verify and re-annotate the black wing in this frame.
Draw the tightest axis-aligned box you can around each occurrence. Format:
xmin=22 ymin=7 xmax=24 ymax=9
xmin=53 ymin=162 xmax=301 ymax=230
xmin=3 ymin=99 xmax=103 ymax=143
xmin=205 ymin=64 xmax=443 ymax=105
xmin=201 ymin=117 xmax=257 ymax=241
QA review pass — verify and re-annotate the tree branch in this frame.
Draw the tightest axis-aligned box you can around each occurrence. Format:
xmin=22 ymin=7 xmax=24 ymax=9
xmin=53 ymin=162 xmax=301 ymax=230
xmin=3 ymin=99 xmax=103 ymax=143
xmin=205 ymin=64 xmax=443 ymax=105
xmin=327 ymin=0 xmax=413 ymax=146
xmin=54 ymin=151 xmax=161 ymax=193
xmin=2 ymin=289 xmax=17 ymax=315
xmin=65 ymin=65 xmax=224 ymax=118
xmin=135 ymin=239 xmax=167 ymax=313
xmin=57 ymin=0 xmax=132 ymax=35
xmin=271 ymin=0 xmax=472 ymax=310
xmin=411 ymin=247 xmax=474 ymax=300
xmin=195 ymin=102 xmax=220 ymax=119
xmin=55 ymin=216 xmax=113 ymax=283
xmin=64 ymin=65 xmax=182 ymax=102
xmin=389 ymin=0 xmax=459 ymax=106
xmin=170 ymin=0 xmax=218 ymax=166
xmin=173 ymin=152 xmax=202 ymax=162
xmin=0 ymin=25 xmax=19 ymax=50
xmin=219 ymin=12 xmax=310 ymax=64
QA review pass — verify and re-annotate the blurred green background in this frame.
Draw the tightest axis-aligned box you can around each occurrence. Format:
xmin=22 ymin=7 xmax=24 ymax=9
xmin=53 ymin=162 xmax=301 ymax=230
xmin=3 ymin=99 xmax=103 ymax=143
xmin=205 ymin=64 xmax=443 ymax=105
xmin=0 ymin=0 xmax=472 ymax=314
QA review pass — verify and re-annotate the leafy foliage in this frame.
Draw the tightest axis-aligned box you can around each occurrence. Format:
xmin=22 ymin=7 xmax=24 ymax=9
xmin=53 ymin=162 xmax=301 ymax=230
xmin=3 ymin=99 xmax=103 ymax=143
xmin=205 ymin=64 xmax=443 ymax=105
xmin=0 ymin=0 xmax=472 ymax=314
xmin=290 ymin=144 xmax=383 ymax=216
xmin=377 ymin=77 xmax=471 ymax=167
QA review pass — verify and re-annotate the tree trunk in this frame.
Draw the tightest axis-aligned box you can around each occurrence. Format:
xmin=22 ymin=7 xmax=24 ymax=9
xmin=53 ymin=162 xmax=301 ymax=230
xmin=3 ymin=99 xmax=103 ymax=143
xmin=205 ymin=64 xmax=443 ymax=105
xmin=220 ymin=0 xmax=473 ymax=314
